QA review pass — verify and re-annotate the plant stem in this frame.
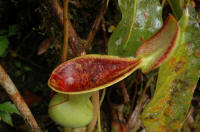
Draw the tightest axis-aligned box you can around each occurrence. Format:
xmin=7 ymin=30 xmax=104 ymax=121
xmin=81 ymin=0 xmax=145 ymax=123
xmin=120 ymin=81 xmax=129 ymax=103
xmin=0 ymin=65 xmax=41 ymax=132
xmin=88 ymin=92 xmax=99 ymax=132
xmin=96 ymin=92 xmax=101 ymax=132
xmin=100 ymin=89 xmax=106 ymax=106
xmin=62 ymin=0 xmax=69 ymax=62
xmin=161 ymin=0 xmax=166 ymax=7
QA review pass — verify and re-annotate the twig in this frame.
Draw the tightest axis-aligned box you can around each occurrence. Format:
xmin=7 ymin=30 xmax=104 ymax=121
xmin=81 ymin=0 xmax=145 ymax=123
xmin=120 ymin=81 xmax=129 ymax=104
xmin=101 ymin=18 xmax=108 ymax=53
xmin=88 ymin=91 xmax=100 ymax=132
xmin=100 ymin=89 xmax=106 ymax=106
xmin=161 ymin=0 xmax=166 ymax=7
xmin=182 ymin=107 xmax=194 ymax=126
xmin=68 ymin=21 xmax=86 ymax=56
xmin=97 ymin=93 xmax=101 ymax=132
xmin=128 ymin=95 xmax=148 ymax=131
xmin=108 ymin=92 xmax=128 ymax=132
xmin=107 ymin=87 xmax=126 ymax=122
xmin=85 ymin=0 xmax=107 ymax=48
xmin=16 ymin=31 xmax=34 ymax=51
xmin=0 ymin=65 xmax=41 ymax=132
xmin=62 ymin=0 xmax=69 ymax=62
xmin=133 ymin=73 xmax=157 ymax=132
xmin=8 ymin=49 xmax=43 ymax=70
xmin=48 ymin=0 xmax=86 ymax=56
xmin=130 ymin=71 xmax=142 ymax=112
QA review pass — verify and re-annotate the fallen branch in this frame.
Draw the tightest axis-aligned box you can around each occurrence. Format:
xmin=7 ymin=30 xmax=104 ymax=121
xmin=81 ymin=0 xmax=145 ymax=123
xmin=0 ymin=65 xmax=41 ymax=132
xmin=48 ymin=0 xmax=86 ymax=56
xmin=68 ymin=21 xmax=86 ymax=56
xmin=85 ymin=0 xmax=107 ymax=48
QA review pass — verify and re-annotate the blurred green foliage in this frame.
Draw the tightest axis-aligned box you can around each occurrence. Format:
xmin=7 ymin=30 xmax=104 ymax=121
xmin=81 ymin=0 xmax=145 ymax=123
xmin=0 ymin=102 xmax=20 ymax=126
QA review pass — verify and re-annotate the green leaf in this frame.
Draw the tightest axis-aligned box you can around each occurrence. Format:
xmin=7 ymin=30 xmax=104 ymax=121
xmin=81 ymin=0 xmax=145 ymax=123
xmin=108 ymin=0 xmax=163 ymax=57
xmin=141 ymin=4 xmax=200 ymax=131
xmin=15 ymin=61 xmax=22 ymax=68
xmin=0 ymin=111 xmax=14 ymax=126
xmin=0 ymin=102 xmax=20 ymax=115
xmin=0 ymin=36 xmax=9 ymax=56
xmin=8 ymin=24 xmax=19 ymax=37
xmin=167 ymin=0 xmax=185 ymax=19
xmin=23 ymin=66 xmax=32 ymax=71
xmin=0 ymin=30 xmax=8 ymax=35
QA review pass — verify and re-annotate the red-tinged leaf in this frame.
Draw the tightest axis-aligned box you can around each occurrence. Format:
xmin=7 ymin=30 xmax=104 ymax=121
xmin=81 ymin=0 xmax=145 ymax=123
xmin=48 ymin=55 xmax=141 ymax=94
xmin=136 ymin=14 xmax=180 ymax=73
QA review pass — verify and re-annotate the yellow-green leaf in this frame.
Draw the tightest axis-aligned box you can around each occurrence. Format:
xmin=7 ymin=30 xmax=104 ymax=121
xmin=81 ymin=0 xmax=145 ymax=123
xmin=141 ymin=3 xmax=200 ymax=131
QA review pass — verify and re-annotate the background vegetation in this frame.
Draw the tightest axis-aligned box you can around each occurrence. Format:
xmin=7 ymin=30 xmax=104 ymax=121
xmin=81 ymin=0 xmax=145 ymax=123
xmin=0 ymin=0 xmax=200 ymax=131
